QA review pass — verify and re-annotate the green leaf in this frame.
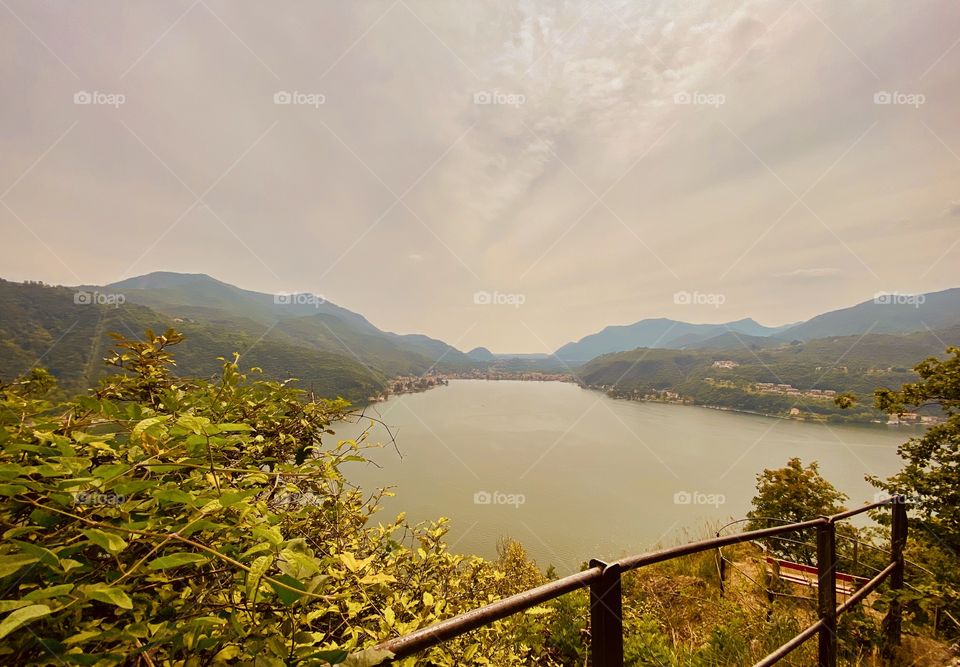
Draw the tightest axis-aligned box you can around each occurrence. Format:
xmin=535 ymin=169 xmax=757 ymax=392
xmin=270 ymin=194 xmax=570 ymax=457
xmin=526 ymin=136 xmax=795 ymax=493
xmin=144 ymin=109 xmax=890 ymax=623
xmin=0 ymin=554 xmax=38 ymax=578
xmin=84 ymin=583 xmax=133 ymax=609
xmin=268 ymin=573 xmax=305 ymax=605
xmin=216 ymin=423 xmax=253 ymax=432
xmin=176 ymin=415 xmax=211 ymax=435
xmin=0 ymin=604 xmax=51 ymax=640
xmin=308 ymin=649 xmax=349 ymax=664
xmin=10 ymin=541 xmax=58 ymax=568
xmin=131 ymin=416 xmax=169 ymax=440
xmin=24 ymin=584 xmax=73 ymax=601
xmin=246 ymin=556 xmax=272 ymax=602
xmin=0 ymin=600 xmax=32 ymax=613
xmin=339 ymin=552 xmax=373 ymax=573
xmin=344 ymin=648 xmax=394 ymax=667
xmin=147 ymin=552 xmax=209 ymax=570
xmin=91 ymin=463 xmax=129 ymax=480
xmin=82 ymin=528 xmax=128 ymax=555
xmin=219 ymin=489 xmax=258 ymax=507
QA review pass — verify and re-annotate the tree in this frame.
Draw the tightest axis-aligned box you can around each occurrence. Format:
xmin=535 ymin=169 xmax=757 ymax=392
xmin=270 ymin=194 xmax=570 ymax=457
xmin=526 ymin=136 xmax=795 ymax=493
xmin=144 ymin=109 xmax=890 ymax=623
xmin=869 ymin=346 xmax=960 ymax=632
xmin=746 ymin=458 xmax=847 ymax=563
xmin=870 ymin=346 xmax=960 ymax=553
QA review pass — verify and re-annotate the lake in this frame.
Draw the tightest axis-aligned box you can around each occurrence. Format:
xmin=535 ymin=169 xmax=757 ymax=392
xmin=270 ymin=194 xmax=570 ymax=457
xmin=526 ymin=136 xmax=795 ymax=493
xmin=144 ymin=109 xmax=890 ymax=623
xmin=338 ymin=380 xmax=908 ymax=573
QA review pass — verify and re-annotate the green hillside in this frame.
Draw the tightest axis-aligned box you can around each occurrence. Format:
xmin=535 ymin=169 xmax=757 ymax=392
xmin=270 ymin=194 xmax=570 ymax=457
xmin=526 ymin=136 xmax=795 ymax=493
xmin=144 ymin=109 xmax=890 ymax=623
xmin=0 ymin=280 xmax=384 ymax=401
xmin=577 ymin=328 xmax=959 ymax=422
xmin=95 ymin=272 xmax=477 ymax=372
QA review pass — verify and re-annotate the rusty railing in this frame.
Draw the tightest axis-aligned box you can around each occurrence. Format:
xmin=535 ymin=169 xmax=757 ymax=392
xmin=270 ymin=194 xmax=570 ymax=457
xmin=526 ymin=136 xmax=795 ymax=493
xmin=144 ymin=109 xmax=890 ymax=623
xmin=373 ymin=496 xmax=909 ymax=666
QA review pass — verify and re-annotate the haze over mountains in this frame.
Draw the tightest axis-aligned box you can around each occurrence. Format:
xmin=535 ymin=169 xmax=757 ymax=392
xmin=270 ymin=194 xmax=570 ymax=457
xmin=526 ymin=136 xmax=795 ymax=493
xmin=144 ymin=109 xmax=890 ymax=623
xmin=1 ymin=271 xmax=958 ymax=400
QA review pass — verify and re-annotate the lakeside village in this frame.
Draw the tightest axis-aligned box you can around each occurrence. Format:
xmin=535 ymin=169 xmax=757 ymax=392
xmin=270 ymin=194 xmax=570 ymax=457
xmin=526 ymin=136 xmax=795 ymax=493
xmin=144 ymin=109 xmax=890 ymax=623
xmin=373 ymin=369 xmax=577 ymax=400
xmin=600 ymin=359 xmax=946 ymax=425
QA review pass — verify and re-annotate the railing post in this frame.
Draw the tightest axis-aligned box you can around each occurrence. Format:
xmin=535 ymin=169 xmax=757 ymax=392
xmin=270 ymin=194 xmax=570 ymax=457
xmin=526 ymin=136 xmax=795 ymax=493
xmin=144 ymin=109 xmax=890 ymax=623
xmin=589 ymin=559 xmax=624 ymax=667
xmin=882 ymin=497 xmax=908 ymax=662
xmin=817 ymin=521 xmax=837 ymax=667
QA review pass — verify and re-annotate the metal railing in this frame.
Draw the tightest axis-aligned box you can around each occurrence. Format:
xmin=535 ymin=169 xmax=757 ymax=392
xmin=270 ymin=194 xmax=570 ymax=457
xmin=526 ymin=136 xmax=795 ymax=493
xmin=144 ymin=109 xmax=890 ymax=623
xmin=373 ymin=496 xmax=909 ymax=666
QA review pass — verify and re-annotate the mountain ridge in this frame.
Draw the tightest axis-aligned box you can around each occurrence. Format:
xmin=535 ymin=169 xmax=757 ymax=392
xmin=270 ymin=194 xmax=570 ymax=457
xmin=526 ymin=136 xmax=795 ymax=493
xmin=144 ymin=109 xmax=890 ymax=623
xmin=554 ymin=288 xmax=960 ymax=361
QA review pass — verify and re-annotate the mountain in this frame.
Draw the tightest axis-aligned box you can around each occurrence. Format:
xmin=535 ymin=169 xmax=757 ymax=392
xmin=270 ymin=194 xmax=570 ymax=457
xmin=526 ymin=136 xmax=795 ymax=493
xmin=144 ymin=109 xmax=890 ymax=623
xmin=0 ymin=280 xmax=384 ymax=401
xmin=554 ymin=288 xmax=960 ymax=361
xmin=92 ymin=272 xmax=476 ymax=372
xmin=554 ymin=318 xmax=788 ymax=362
xmin=780 ymin=288 xmax=960 ymax=340
xmin=0 ymin=272 xmax=482 ymax=400
xmin=467 ymin=346 xmax=495 ymax=361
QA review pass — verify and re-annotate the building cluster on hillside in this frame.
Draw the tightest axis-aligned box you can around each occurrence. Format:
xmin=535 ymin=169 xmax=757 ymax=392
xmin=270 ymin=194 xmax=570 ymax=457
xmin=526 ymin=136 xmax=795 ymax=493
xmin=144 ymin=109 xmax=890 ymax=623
xmin=711 ymin=360 xmax=740 ymax=369
xmin=448 ymin=370 xmax=576 ymax=382
xmin=753 ymin=382 xmax=837 ymax=399
xmin=387 ymin=374 xmax=448 ymax=396
xmin=886 ymin=412 xmax=944 ymax=426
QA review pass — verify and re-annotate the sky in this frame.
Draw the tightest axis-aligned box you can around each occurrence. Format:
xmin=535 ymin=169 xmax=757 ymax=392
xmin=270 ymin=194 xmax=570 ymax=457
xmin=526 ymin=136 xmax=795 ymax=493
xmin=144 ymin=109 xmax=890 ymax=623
xmin=2 ymin=1 xmax=959 ymax=353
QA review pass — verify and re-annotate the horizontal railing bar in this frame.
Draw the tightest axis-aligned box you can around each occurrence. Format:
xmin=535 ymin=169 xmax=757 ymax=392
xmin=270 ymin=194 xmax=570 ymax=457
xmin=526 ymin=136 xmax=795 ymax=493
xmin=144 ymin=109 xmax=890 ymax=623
xmin=617 ymin=518 xmax=828 ymax=571
xmin=836 ymin=561 xmax=897 ymax=615
xmin=376 ymin=566 xmax=602 ymax=660
xmin=753 ymin=619 xmax=825 ymax=667
xmin=827 ymin=497 xmax=897 ymax=522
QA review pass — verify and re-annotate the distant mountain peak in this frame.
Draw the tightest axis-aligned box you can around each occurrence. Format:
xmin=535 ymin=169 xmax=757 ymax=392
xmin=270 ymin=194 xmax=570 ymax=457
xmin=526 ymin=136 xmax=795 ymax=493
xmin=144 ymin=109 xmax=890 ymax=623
xmin=108 ymin=271 xmax=226 ymax=290
xmin=467 ymin=346 xmax=495 ymax=361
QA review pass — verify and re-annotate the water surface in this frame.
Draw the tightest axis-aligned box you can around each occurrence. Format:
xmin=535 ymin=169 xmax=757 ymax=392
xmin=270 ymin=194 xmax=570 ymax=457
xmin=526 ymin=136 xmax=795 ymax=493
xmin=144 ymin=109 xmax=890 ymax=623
xmin=338 ymin=380 xmax=907 ymax=573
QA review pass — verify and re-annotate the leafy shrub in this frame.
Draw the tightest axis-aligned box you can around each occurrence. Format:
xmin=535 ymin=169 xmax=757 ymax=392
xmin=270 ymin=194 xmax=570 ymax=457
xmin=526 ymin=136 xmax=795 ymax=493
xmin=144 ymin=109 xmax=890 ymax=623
xmin=0 ymin=330 xmax=547 ymax=665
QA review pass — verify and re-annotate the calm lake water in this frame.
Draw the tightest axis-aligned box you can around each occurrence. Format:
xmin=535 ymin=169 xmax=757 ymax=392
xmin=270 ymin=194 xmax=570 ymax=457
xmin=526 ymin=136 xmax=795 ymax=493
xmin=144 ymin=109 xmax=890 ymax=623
xmin=338 ymin=380 xmax=908 ymax=573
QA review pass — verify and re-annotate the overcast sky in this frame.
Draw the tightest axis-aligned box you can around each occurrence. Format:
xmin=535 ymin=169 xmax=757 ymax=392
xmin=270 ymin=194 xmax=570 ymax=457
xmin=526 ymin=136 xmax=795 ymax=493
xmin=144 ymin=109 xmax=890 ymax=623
xmin=2 ymin=1 xmax=959 ymax=352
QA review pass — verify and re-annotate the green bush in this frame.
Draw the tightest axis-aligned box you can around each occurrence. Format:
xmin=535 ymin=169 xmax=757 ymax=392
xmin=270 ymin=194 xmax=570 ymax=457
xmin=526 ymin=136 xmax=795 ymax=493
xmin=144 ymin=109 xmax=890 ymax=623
xmin=0 ymin=330 xmax=547 ymax=665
